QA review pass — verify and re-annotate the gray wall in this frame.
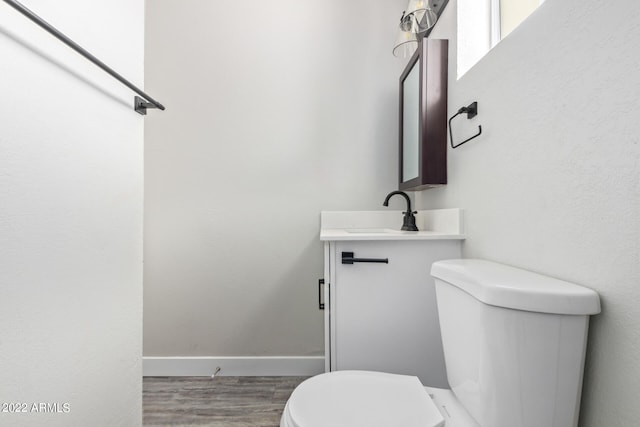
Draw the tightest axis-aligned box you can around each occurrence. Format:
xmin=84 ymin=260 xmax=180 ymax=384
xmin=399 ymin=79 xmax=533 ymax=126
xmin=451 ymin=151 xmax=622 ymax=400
xmin=144 ymin=0 xmax=407 ymax=359
xmin=420 ymin=1 xmax=640 ymax=426
xmin=0 ymin=0 xmax=144 ymax=425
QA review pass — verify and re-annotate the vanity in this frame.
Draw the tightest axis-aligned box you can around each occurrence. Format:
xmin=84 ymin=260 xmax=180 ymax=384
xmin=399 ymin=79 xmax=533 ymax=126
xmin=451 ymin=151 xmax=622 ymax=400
xmin=320 ymin=209 xmax=464 ymax=387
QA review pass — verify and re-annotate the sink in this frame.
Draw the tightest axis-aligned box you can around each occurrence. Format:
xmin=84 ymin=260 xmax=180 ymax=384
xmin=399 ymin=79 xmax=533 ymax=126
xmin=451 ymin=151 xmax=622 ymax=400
xmin=345 ymin=228 xmax=403 ymax=234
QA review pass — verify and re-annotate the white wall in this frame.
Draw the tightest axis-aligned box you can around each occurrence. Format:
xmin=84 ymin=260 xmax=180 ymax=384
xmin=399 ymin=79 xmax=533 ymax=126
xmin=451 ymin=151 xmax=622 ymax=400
xmin=420 ymin=0 xmax=640 ymax=425
xmin=143 ymin=0 xmax=408 ymax=365
xmin=0 ymin=1 xmax=144 ymax=425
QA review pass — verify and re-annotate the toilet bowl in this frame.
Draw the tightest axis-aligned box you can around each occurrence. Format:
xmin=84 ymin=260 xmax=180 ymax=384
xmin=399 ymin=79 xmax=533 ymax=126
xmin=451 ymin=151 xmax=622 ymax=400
xmin=280 ymin=370 xmax=443 ymax=427
xmin=281 ymin=259 xmax=600 ymax=427
xmin=281 ymin=370 xmax=479 ymax=427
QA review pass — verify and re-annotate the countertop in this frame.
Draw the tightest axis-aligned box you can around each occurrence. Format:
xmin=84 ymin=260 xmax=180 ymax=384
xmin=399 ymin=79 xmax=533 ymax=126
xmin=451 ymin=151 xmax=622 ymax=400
xmin=320 ymin=209 xmax=465 ymax=241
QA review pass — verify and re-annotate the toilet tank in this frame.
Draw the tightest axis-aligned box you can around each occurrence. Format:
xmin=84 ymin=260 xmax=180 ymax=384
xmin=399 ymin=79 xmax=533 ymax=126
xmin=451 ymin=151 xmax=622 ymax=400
xmin=430 ymin=259 xmax=600 ymax=427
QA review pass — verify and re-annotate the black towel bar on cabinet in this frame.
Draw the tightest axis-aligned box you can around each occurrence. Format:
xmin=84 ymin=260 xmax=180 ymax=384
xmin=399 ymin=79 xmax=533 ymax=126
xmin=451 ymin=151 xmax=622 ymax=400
xmin=341 ymin=252 xmax=389 ymax=264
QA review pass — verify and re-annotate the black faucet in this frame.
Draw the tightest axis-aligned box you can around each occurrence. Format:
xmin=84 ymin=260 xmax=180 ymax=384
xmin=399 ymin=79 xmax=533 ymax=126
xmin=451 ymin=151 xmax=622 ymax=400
xmin=383 ymin=190 xmax=419 ymax=231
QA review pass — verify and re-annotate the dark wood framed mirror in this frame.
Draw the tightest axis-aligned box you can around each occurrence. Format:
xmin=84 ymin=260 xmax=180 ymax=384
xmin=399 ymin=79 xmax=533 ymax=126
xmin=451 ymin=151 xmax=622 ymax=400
xmin=399 ymin=38 xmax=448 ymax=191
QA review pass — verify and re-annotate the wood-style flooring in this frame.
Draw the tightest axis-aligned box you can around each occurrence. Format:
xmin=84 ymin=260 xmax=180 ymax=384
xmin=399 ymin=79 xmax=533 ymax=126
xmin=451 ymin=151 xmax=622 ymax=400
xmin=143 ymin=376 xmax=308 ymax=427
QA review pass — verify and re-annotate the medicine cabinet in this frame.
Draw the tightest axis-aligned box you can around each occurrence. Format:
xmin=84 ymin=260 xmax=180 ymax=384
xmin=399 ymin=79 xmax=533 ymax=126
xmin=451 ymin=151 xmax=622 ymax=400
xmin=399 ymin=39 xmax=448 ymax=191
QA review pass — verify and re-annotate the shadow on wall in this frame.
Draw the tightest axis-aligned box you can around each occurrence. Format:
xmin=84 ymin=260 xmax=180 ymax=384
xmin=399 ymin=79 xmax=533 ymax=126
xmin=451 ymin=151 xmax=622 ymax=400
xmin=0 ymin=24 xmax=131 ymax=110
xmin=239 ymin=236 xmax=325 ymax=357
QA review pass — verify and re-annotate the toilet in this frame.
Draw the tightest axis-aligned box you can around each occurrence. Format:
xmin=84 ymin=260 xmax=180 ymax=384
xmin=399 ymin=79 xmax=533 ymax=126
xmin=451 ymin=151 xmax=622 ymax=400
xmin=281 ymin=259 xmax=601 ymax=427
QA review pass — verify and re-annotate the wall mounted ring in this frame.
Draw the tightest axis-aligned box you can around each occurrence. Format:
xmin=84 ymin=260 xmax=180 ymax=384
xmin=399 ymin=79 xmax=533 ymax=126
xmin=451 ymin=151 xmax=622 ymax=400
xmin=448 ymin=101 xmax=482 ymax=149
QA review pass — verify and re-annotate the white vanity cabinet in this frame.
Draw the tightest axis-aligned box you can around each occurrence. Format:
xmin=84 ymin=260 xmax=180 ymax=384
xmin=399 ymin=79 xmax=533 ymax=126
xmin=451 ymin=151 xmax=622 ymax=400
xmin=320 ymin=210 xmax=464 ymax=388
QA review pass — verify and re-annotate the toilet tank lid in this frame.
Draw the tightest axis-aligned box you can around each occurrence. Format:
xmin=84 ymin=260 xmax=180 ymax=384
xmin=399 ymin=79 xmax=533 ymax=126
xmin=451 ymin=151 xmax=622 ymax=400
xmin=431 ymin=259 xmax=601 ymax=315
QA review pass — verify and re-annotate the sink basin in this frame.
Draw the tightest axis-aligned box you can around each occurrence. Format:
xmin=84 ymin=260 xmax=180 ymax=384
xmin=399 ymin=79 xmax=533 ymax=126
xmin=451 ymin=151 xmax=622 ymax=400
xmin=345 ymin=228 xmax=403 ymax=234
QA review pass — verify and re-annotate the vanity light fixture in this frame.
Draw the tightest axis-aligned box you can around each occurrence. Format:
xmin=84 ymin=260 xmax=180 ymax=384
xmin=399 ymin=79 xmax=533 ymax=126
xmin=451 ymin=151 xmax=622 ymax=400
xmin=392 ymin=29 xmax=419 ymax=58
xmin=403 ymin=0 xmax=438 ymax=33
xmin=393 ymin=0 xmax=438 ymax=58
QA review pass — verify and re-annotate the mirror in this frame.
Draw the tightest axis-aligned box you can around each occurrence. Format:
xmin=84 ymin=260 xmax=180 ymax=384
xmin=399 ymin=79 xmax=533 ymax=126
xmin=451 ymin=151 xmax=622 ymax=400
xmin=402 ymin=60 xmax=420 ymax=182
xmin=398 ymin=38 xmax=449 ymax=191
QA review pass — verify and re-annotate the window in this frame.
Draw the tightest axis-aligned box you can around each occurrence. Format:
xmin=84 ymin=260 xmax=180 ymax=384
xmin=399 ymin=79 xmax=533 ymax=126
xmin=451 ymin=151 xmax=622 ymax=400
xmin=491 ymin=0 xmax=545 ymax=47
xmin=457 ymin=0 xmax=545 ymax=78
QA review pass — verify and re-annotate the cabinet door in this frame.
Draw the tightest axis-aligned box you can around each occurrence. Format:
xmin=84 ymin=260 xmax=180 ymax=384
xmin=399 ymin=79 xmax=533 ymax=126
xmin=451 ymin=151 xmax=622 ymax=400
xmin=332 ymin=240 xmax=460 ymax=388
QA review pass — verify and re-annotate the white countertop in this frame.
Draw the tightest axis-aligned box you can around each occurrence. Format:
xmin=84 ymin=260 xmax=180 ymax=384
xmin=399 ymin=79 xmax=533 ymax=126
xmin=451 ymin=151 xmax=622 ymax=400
xmin=320 ymin=209 xmax=465 ymax=241
xmin=320 ymin=228 xmax=465 ymax=241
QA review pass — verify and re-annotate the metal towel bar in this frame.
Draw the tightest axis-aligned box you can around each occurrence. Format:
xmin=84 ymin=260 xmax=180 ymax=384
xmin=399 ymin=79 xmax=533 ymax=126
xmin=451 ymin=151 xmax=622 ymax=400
xmin=341 ymin=252 xmax=389 ymax=265
xmin=3 ymin=0 xmax=165 ymax=115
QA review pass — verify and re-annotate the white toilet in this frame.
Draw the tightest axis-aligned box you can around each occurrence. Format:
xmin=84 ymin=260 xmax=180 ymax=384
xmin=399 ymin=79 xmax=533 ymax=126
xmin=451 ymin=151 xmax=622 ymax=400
xmin=281 ymin=259 xmax=601 ymax=427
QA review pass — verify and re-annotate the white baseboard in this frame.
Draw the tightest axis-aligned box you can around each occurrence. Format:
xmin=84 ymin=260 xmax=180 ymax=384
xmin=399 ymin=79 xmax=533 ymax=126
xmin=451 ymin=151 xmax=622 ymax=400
xmin=143 ymin=356 xmax=325 ymax=377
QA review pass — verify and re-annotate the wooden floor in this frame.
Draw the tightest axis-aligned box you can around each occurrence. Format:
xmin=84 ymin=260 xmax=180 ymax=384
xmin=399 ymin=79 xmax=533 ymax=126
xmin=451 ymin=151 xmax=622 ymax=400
xmin=143 ymin=376 xmax=308 ymax=427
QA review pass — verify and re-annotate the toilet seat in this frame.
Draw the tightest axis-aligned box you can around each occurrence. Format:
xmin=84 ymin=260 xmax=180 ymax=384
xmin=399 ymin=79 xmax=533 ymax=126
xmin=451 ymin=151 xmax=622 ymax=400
xmin=281 ymin=371 xmax=444 ymax=427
